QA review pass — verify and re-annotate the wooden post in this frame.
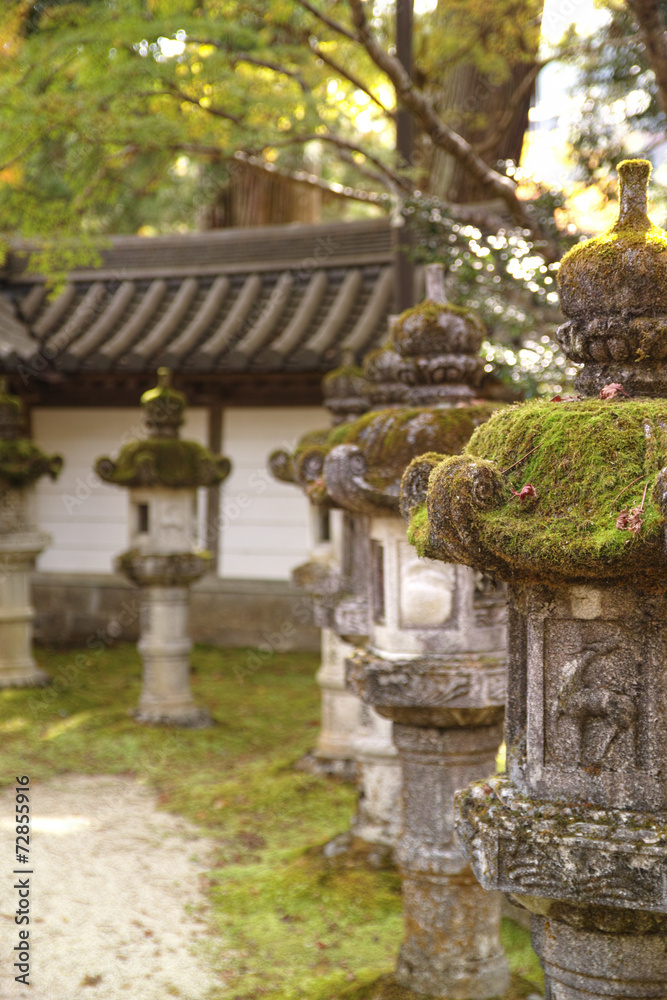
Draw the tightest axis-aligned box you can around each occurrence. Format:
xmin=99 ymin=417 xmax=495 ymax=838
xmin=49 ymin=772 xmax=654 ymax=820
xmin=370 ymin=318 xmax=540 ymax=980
xmin=395 ymin=0 xmax=414 ymax=313
xmin=206 ymin=402 xmax=223 ymax=572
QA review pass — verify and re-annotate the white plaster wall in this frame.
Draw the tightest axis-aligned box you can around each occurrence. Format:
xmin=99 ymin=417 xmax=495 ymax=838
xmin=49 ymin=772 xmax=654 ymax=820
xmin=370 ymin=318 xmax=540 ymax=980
xmin=32 ymin=408 xmax=207 ymax=574
xmin=219 ymin=406 xmax=328 ymax=580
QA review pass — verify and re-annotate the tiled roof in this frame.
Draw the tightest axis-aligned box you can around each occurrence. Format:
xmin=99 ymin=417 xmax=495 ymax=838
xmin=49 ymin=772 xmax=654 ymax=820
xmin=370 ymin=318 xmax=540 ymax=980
xmin=0 ymin=220 xmax=404 ymax=375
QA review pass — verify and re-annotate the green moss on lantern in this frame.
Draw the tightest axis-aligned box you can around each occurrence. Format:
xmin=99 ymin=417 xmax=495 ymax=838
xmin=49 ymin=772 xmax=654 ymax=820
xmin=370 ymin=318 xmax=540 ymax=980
xmin=409 ymin=398 xmax=667 ymax=584
xmin=0 ymin=439 xmax=62 ymax=486
xmin=96 ymin=439 xmax=230 ymax=488
xmin=406 ymin=504 xmax=431 ymax=558
xmin=558 ymin=159 xmax=667 ymax=318
xmin=326 ymin=404 xmax=497 ymax=486
xmin=396 ymin=299 xmax=480 ymax=324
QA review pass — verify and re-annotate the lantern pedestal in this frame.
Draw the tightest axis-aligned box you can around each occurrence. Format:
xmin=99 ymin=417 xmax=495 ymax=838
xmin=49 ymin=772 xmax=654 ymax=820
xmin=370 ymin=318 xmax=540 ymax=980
xmin=118 ymin=552 xmax=211 ymax=727
xmin=349 ymin=646 xmax=508 ymax=999
xmin=0 ymin=531 xmax=50 ymax=688
xmin=315 ymin=627 xmax=362 ymax=763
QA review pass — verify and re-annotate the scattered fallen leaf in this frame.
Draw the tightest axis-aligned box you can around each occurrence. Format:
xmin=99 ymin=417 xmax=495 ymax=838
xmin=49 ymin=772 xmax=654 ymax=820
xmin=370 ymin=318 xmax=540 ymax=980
xmin=81 ymin=974 xmax=103 ymax=987
xmin=600 ymin=382 xmax=630 ymax=399
xmin=510 ymin=484 xmax=537 ymax=502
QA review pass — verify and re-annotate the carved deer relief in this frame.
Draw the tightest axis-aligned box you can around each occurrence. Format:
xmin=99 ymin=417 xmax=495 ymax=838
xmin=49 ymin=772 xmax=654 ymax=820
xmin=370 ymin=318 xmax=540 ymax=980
xmin=554 ymin=640 xmax=637 ymax=769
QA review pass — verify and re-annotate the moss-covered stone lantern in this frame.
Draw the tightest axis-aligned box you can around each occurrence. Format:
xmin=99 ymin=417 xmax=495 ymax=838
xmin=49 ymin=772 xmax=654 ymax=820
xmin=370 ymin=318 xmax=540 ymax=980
xmin=272 ymin=265 xmax=510 ymax=997
xmin=96 ymin=368 xmax=230 ymax=726
xmin=0 ymin=378 xmax=62 ymax=687
xmin=405 ymin=160 xmax=667 ymax=997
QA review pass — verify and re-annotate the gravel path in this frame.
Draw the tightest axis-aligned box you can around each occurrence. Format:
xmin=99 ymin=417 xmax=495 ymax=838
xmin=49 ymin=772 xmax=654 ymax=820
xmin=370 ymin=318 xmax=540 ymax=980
xmin=0 ymin=774 xmax=218 ymax=999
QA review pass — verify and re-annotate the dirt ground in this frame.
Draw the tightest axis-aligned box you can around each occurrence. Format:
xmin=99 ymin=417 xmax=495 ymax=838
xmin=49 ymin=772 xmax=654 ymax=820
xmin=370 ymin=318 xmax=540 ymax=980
xmin=0 ymin=774 xmax=218 ymax=999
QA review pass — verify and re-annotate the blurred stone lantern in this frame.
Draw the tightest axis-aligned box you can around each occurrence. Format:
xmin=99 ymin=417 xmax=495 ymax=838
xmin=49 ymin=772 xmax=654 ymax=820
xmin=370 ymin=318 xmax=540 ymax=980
xmin=405 ymin=160 xmax=667 ymax=997
xmin=0 ymin=378 xmax=62 ymax=687
xmin=271 ymin=266 xmax=511 ymax=995
xmin=96 ymin=368 xmax=230 ymax=726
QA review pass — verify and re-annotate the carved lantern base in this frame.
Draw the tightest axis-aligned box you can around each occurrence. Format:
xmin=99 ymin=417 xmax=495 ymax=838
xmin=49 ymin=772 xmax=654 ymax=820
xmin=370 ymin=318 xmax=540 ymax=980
xmin=314 ymin=628 xmax=362 ymax=766
xmin=119 ymin=553 xmax=211 ymax=727
xmin=351 ymin=703 xmax=402 ymax=848
xmin=455 ymin=579 xmax=667 ymax=997
xmin=0 ymin=534 xmax=50 ymax=688
xmin=532 ymin=912 xmax=667 ymax=1000
xmin=349 ymin=650 xmax=508 ymax=999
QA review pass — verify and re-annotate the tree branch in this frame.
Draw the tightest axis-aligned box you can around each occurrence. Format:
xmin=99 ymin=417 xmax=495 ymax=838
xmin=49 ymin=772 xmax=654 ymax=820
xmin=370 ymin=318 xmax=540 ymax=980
xmin=186 ymin=42 xmax=309 ymax=91
xmin=309 ymin=40 xmax=393 ymax=116
xmin=345 ymin=0 xmax=560 ymax=260
xmin=248 ymin=130 xmax=410 ymax=191
xmin=291 ymin=0 xmax=356 ymax=41
xmin=139 ymin=83 xmax=243 ymax=124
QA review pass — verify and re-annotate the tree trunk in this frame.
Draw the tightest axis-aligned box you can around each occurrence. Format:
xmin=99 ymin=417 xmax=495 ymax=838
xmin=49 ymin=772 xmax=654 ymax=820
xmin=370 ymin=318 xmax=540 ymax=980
xmin=202 ymin=161 xmax=322 ymax=229
xmin=418 ymin=60 xmax=536 ymax=204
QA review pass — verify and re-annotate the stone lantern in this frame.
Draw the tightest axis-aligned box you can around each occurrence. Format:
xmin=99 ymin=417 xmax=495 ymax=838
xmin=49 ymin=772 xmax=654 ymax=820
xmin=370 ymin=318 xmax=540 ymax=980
xmin=274 ymin=352 xmax=370 ymax=778
xmin=0 ymin=378 xmax=62 ymax=687
xmin=96 ymin=368 xmax=230 ymax=726
xmin=404 ymin=159 xmax=667 ymax=997
xmin=274 ymin=265 xmax=511 ymax=995
xmin=270 ymin=343 xmax=405 ymax=850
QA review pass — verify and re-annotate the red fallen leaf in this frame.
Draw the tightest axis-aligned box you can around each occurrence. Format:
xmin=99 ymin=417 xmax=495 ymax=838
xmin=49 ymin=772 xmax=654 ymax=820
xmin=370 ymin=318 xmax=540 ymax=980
xmin=600 ymin=382 xmax=631 ymax=399
xmin=510 ymin=483 xmax=537 ymax=502
xmin=316 ymin=941 xmax=329 ymax=950
xmin=616 ymin=483 xmax=648 ymax=535
xmin=627 ymin=507 xmax=644 ymax=534
xmin=550 ymin=394 xmax=580 ymax=402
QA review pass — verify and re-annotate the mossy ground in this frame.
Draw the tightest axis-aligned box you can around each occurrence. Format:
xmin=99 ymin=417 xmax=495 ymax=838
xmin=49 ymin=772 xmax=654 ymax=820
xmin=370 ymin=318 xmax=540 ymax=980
xmin=0 ymin=644 xmax=543 ymax=998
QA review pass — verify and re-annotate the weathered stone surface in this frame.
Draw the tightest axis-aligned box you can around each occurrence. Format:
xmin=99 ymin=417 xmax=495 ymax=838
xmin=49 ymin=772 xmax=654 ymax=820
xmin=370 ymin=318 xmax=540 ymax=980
xmin=409 ymin=162 xmax=667 ymax=998
xmin=456 ymin=776 xmax=667 ymax=912
xmin=351 ymin=702 xmax=402 ymax=847
xmin=557 ymin=159 xmax=667 ymax=397
xmin=0 ymin=535 xmax=50 ymax=687
xmin=513 ymin=582 xmax=667 ymax=813
xmin=0 ymin=381 xmax=61 ymax=687
xmin=134 ymin=583 xmax=210 ymax=727
xmin=101 ymin=369 xmax=227 ymax=726
xmin=532 ymin=914 xmax=667 ymax=999
xmin=348 ymin=510 xmax=509 ymax=996
xmin=270 ymin=269 xmax=510 ymax=993
xmin=321 ymin=353 xmax=370 ymax=425
xmin=347 ymin=649 xmax=504 ymax=728
xmin=313 ymin=627 xmax=362 ymax=762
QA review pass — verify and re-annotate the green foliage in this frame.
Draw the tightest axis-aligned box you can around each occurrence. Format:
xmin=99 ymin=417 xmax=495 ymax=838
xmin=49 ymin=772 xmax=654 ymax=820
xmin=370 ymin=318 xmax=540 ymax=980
xmin=563 ymin=1 xmax=667 ymax=200
xmin=323 ymin=404 xmax=498 ymax=487
xmin=0 ymin=0 xmax=389 ymax=252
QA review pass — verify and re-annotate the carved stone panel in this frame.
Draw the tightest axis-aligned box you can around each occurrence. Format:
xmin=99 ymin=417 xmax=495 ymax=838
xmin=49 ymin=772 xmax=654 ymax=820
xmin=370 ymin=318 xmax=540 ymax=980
xmin=455 ymin=778 xmax=667 ymax=913
xmin=524 ymin=584 xmax=667 ymax=812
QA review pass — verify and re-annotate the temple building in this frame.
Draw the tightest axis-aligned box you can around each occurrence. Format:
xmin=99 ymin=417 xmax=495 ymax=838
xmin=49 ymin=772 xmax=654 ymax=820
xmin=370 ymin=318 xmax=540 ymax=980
xmin=0 ymin=219 xmax=404 ymax=645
